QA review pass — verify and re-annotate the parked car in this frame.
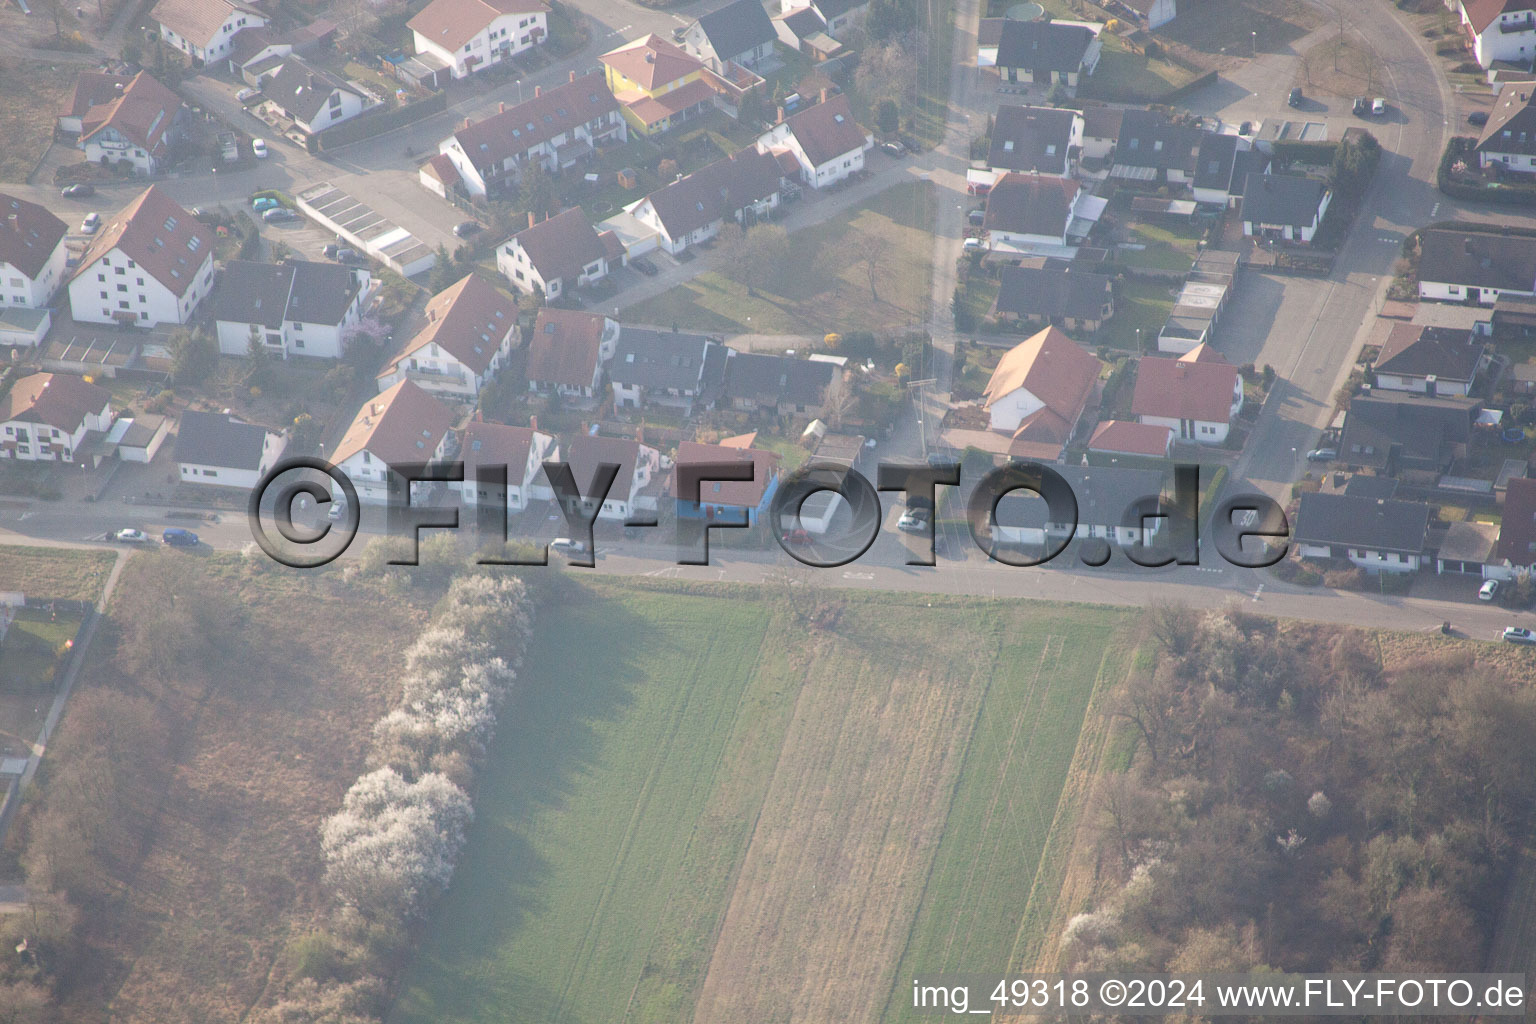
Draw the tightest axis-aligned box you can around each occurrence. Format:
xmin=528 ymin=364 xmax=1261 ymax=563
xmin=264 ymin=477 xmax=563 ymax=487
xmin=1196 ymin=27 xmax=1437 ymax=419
xmin=236 ymin=87 xmax=258 ymax=102
xmin=262 ymin=207 xmax=298 ymax=223
xmin=453 ymin=220 xmax=482 ymax=238
xmin=1480 ymin=579 xmax=1500 ymax=602
xmin=113 ymin=528 xmax=149 ymax=543
xmin=1238 ymin=121 xmax=1253 ymax=135
xmin=162 ymin=527 xmax=200 ymax=547
xmin=1469 ymin=110 xmax=1489 ymax=126
xmin=1306 ymin=447 xmax=1337 ymax=462
xmin=1288 ymin=87 xmax=1303 ymax=107
xmin=326 ymin=499 xmax=346 ymax=521
xmin=252 ymin=138 xmax=269 ymax=159
xmin=1371 ymin=97 xmax=1386 ymax=116
xmin=962 ymin=238 xmax=983 ymax=251
xmin=630 ymin=255 xmax=659 ymax=276
xmin=897 ymin=507 xmax=931 ymax=533
xmin=1503 ymin=626 xmax=1536 ymax=645
xmin=967 ymin=208 xmax=985 ymax=226
xmin=251 ymin=196 xmax=280 ymax=212
xmin=61 ymin=183 xmax=95 ymax=198
xmin=880 ymin=140 xmax=905 ymax=157
xmin=1352 ymin=97 xmax=1367 ymax=115
xmin=323 ymin=243 xmax=339 ymax=258
xmin=335 ymin=247 xmax=360 ymax=263
xmin=550 ymin=537 xmax=589 ymax=557
xmin=80 ymin=212 xmax=100 ymax=233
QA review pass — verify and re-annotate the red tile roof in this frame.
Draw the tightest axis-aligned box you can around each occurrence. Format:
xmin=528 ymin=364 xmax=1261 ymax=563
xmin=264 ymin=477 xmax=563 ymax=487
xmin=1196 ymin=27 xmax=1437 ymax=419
xmin=775 ymin=92 xmax=867 ymax=167
xmin=0 ymin=193 xmax=67 ymax=280
xmin=150 ymin=0 xmax=263 ymax=47
xmin=982 ymin=326 xmax=1100 ymax=431
xmin=1131 ymin=356 xmax=1239 ymax=423
xmin=331 ymin=379 xmax=455 ymax=468
xmin=450 ymin=72 xmax=619 ymax=173
xmin=1088 ymin=419 xmax=1173 ymax=457
xmin=566 ymin=434 xmax=652 ymax=493
xmin=409 ymin=0 xmax=549 ymax=54
xmin=601 ymin=34 xmax=706 ymax=90
xmin=459 ymin=420 xmax=554 ymax=478
xmin=526 ymin=308 xmax=608 ymax=389
xmin=388 ymin=273 xmax=516 ymax=376
xmin=71 ymin=186 xmax=213 ymax=299
xmin=80 ymin=71 xmax=184 ymax=161
xmin=61 ymin=71 xmax=131 ymax=120
xmin=1463 ymin=0 xmax=1536 ymax=33
xmin=670 ymin=439 xmax=781 ymax=507
xmin=0 ymin=372 xmax=110 ymax=432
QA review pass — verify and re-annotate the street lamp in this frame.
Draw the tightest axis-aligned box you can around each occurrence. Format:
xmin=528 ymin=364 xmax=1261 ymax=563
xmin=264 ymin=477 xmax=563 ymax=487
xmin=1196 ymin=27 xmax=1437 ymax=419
xmin=1252 ymin=30 xmax=1257 ymax=55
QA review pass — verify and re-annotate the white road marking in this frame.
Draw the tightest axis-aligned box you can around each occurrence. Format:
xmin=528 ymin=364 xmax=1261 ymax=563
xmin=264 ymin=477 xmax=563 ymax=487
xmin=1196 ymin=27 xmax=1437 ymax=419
xmin=842 ymin=571 xmax=875 ymax=580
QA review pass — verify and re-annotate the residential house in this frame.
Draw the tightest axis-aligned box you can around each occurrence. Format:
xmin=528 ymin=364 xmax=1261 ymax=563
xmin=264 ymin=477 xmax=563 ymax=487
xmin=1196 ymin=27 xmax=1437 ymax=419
xmin=212 ymin=259 xmax=372 ymax=359
xmin=453 ymin=419 xmax=559 ymax=513
xmin=329 ymin=379 xmax=456 ymax=505
xmin=982 ymin=172 xmax=1098 ymax=254
xmin=1437 ymin=519 xmax=1501 ymax=576
xmin=173 ymin=411 xmax=287 ymax=489
xmin=1191 ymin=132 xmax=1269 ymax=206
xmin=408 ymin=0 xmax=549 ymax=80
xmin=259 ymin=58 xmax=370 ymax=136
xmin=682 ymin=0 xmax=778 ymax=71
xmin=526 ymin=307 xmax=619 ymax=400
xmin=1457 ymin=0 xmax=1536 ymax=68
xmin=778 ymin=0 xmax=870 ymax=39
xmin=499 ymin=207 xmax=625 ymax=298
xmin=1475 ymin=83 xmax=1536 ymax=172
xmin=980 ymin=325 xmax=1100 ymax=457
xmin=756 ymin=93 xmax=870 ymax=188
xmin=0 ymin=194 xmax=68 ymax=309
xmin=435 ymin=72 xmax=625 ymax=197
xmin=76 ymin=71 xmax=187 ymax=176
xmin=1371 ymin=322 xmax=1487 ymax=395
xmin=563 ymin=434 xmax=663 ymax=521
xmin=0 ymin=373 xmax=112 ymax=463
xmin=610 ymin=326 xmax=727 ymax=413
xmin=992 ymin=264 xmax=1114 ymax=331
xmin=150 ymin=0 xmax=268 ymax=63
xmin=628 ymin=148 xmax=782 ymax=254
xmin=1110 ymin=0 xmax=1177 ymax=29
xmin=669 ymin=435 xmax=781 ymax=525
xmin=56 ymin=72 xmax=131 ymax=136
xmin=601 ymin=34 xmax=721 ymax=136
xmin=1130 ymin=352 xmax=1243 ymax=444
xmin=1417 ymin=228 xmax=1536 ymax=304
xmin=772 ymin=6 xmax=844 ymax=59
xmin=376 ymin=274 xmax=518 ymax=398
xmin=989 ymin=19 xmax=1102 ymax=91
xmin=989 ymin=463 xmax=1167 ymax=548
xmin=1080 ymin=105 xmax=1123 ymax=166
xmin=1111 ymin=110 xmax=1201 ymax=185
xmin=986 ymin=105 xmax=1083 ymax=178
xmin=721 ymin=351 xmax=840 ymax=418
xmin=1339 ymin=391 xmax=1479 ymax=477
xmin=1239 ymin=172 xmax=1332 ymax=243
xmin=1293 ymin=492 xmax=1431 ymax=573
xmin=67 ymin=186 xmax=215 ymax=327
xmin=225 ymin=26 xmax=290 ymax=80
xmin=1087 ymin=419 xmax=1174 ymax=460
xmin=1494 ymin=476 xmax=1536 ymax=571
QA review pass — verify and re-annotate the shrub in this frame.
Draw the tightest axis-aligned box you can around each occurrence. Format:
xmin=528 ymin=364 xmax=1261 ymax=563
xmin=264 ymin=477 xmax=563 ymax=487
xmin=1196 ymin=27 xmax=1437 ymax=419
xmin=1323 ymin=567 xmax=1365 ymax=590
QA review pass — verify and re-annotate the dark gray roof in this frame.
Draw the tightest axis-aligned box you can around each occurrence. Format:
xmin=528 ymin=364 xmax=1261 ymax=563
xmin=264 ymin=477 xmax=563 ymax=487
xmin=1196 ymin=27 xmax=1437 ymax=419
xmin=643 ymin=148 xmax=782 ymax=240
xmin=1115 ymin=110 xmax=1201 ymax=172
xmin=1192 ymin=132 xmax=1239 ymax=190
xmin=1418 ymin=228 xmax=1536 ymax=293
xmin=1240 ymin=173 xmax=1329 ymax=229
xmin=696 ymin=0 xmax=776 ymax=60
xmin=609 ymin=327 xmax=721 ymax=393
xmin=1477 ymin=82 xmax=1536 ymax=158
xmin=993 ymin=463 xmax=1165 ymax=531
xmin=994 ymin=20 xmax=1094 ymax=73
xmin=994 ymin=265 xmax=1112 ymax=320
xmin=1294 ymin=492 xmax=1431 ymax=555
xmin=722 ymin=352 xmax=835 ymax=406
xmin=174 ymin=411 xmax=273 ymax=470
xmin=983 ymin=173 xmax=1078 ymax=238
xmin=989 ymin=105 xmax=1076 ymax=175
xmin=812 ymin=0 xmax=867 ymax=20
xmin=1374 ymin=323 xmax=1483 ymax=382
xmin=212 ymin=259 xmax=365 ymax=329
xmin=259 ymin=57 xmax=361 ymax=124
xmin=1227 ymin=150 xmax=1266 ymax=197
xmin=1341 ymin=392 xmax=1478 ymax=472
xmin=1343 ymin=474 xmax=1400 ymax=499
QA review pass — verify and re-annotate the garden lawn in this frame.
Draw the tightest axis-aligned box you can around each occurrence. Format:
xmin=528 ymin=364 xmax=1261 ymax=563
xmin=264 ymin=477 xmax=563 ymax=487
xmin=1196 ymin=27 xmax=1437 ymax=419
xmin=1101 ymin=278 xmax=1175 ymax=351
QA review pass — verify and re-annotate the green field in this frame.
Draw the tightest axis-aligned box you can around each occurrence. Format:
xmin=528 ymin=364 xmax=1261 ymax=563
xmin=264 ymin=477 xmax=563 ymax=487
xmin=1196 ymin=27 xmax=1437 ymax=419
xmin=393 ymin=580 xmax=1133 ymax=1024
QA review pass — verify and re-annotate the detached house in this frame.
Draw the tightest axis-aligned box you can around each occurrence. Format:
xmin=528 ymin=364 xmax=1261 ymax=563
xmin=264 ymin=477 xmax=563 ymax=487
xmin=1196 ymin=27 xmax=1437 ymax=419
xmin=989 ymin=463 xmax=1166 ymax=548
xmin=1371 ymin=323 xmax=1487 ymax=396
xmin=259 ymin=59 xmax=370 ymax=136
xmin=526 ymin=308 xmax=619 ymax=400
xmin=0 ymin=194 xmax=68 ymax=310
xmin=1475 ymin=83 xmax=1536 ymax=173
xmin=77 ymin=71 xmax=187 ymax=176
xmin=1339 ymin=391 xmax=1479 ymax=477
xmin=983 ymin=172 xmax=1099 ymax=254
xmin=1294 ymin=492 xmax=1431 ymax=573
xmin=981 ymin=325 xmax=1100 ymax=457
xmin=992 ymin=264 xmax=1114 ymax=332
xmin=212 ymin=259 xmax=372 ymax=359
xmin=435 ymin=72 xmax=625 ymax=197
xmin=601 ymin=34 xmax=721 ymax=137
xmin=1239 ymin=173 xmax=1331 ymax=243
xmin=57 ymin=72 xmax=131 ymax=136
xmin=1457 ymin=0 xmax=1536 ymax=68
xmin=1417 ymin=228 xmax=1536 ymax=303
xmin=610 ymin=326 xmax=727 ymax=413
xmin=409 ymin=0 xmax=549 ymax=80
xmin=151 ymin=0 xmax=268 ymax=64
xmin=988 ymin=19 xmax=1102 ymax=92
xmin=376 ymin=274 xmax=518 ymax=399
xmin=721 ymin=352 xmax=840 ymax=418
xmin=330 ymin=379 xmax=455 ymax=505
xmin=563 ymin=434 xmax=663 ymax=522
xmin=670 ymin=435 xmax=781 ymax=525
xmin=682 ymin=0 xmax=778 ymax=71
xmin=778 ymin=0 xmax=870 ymax=39
xmin=453 ymin=419 xmax=559 ymax=514
xmin=988 ymin=105 xmax=1083 ymax=178
xmin=1131 ymin=352 xmax=1243 ymax=444
xmin=0 ymin=373 xmax=112 ymax=464
xmin=1495 ymin=476 xmax=1536 ymax=571
xmin=174 ymin=411 xmax=286 ymax=489
xmin=498 ymin=207 xmax=624 ymax=299
xmin=629 ymin=148 xmax=782 ymax=254
xmin=68 ymin=186 xmax=215 ymax=327
xmin=756 ymin=93 xmax=870 ymax=188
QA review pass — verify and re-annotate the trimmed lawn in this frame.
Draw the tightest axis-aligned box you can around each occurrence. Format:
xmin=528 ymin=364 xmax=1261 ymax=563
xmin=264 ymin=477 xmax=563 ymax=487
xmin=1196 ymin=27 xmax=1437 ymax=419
xmin=0 ymin=610 xmax=84 ymax=754
xmin=623 ymin=181 xmax=937 ymax=336
xmin=0 ymin=545 xmax=116 ymax=603
xmin=1102 ymin=279 xmax=1175 ymax=352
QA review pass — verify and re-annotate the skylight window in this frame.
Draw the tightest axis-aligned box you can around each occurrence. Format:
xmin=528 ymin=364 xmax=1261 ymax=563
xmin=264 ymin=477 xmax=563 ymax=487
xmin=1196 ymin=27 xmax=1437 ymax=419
xmin=164 ymin=216 xmax=177 ymax=230
xmin=1003 ymin=140 xmax=1014 ymax=151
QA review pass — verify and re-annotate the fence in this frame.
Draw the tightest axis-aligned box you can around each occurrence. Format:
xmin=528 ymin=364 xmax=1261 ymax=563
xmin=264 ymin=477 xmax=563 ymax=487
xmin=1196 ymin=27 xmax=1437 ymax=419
xmin=313 ymin=92 xmax=450 ymax=153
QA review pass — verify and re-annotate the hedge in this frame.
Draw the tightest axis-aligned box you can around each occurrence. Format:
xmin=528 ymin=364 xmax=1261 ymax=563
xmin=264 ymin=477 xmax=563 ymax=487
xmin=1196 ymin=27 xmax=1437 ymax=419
xmin=315 ymin=91 xmax=449 ymax=152
xmin=1438 ymin=136 xmax=1536 ymax=207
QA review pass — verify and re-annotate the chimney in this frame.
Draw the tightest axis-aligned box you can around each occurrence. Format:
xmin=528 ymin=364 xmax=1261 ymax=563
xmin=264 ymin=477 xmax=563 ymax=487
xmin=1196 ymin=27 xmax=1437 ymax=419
xmin=1464 ymin=238 xmax=1473 ymax=255
xmin=530 ymin=413 xmax=539 ymax=430
xmin=777 ymin=105 xmax=785 ymax=122
xmin=819 ymin=87 xmax=828 ymax=104
xmin=535 ymin=84 xmax=541 ymax=97
xmin=569 ymin=70 xmax=577 ymax=83
xmin=645 ymin=51 xmax=655 ymax=63
xmin=462 ymin=117 xmax=472 ymax=130
xmin=499 ymin=101 xmax=505 ymax=113
xmin=4 ymin=213 xmax=15 ymax=231
xmin=528 ymin=211 xmax=536 ymax=229
xmin=307 ymin=73 xmax=316 ymax=90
